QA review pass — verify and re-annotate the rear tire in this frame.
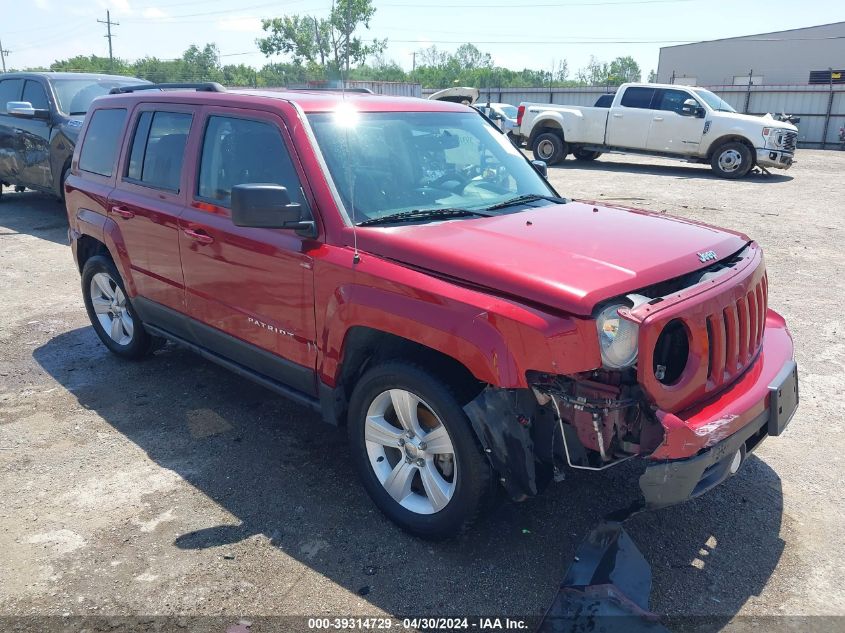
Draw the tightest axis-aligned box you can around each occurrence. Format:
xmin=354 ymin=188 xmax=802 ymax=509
xmin=81 ymin=255 xmax=156 ymax=360
xmin=711 ymin=141 xmax=753 ymax=179
xmin=532 ymin=131 xmax=567 ymax=165
xmin=347 ymin=361 xmax=495 ymax=540
xmin=573 ymin=148 xmax=601 ymax=161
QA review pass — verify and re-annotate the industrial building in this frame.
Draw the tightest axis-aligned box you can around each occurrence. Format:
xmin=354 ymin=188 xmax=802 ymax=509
xmin=657 ymin=21 xmax=845 ymax=86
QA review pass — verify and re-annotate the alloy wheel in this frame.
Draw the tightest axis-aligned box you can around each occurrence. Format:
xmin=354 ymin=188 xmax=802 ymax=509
xmin=364 ymin=389 xmax=457 ymax=515
xmin=89 ymin=272 xmax=134 ymax=346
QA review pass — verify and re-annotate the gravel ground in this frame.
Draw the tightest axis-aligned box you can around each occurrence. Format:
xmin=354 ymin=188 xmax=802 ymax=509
xmin=1 ymin=150 xmax=843 ymax=632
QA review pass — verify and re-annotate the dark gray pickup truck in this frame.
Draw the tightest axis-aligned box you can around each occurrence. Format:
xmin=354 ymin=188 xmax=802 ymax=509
xmin=0 ymin=72 xmax=146 ymax=201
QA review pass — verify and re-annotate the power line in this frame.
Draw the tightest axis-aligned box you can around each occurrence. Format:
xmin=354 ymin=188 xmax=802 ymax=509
xmin=97 ymin=10 xmax=120 ymax=70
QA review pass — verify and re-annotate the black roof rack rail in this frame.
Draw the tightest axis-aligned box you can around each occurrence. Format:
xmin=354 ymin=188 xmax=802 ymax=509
xmin=109 ymin=82 xmax=227 ymax=95
xmin=285 ymin=87 xmax=374 ymax=94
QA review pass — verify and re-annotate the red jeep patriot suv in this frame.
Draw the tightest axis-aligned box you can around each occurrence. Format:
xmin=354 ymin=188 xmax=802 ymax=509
xmin=65 ymin=83 xmax=798 ymax=539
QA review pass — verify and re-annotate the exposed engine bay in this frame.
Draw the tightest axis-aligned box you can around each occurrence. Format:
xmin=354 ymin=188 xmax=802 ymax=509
xmin=531 ymin=370 xmax=664 ymax=471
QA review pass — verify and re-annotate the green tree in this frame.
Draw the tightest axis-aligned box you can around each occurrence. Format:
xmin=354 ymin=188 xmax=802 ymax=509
xmin=50 ymin=55 xmax=130 ymax=75
xmin=258 ymin=0 xmax=385 ymax=74
xmin=576 ymin=56 xmax=610 ymax=85
xmin=179 ymin=44 xmax=223 ymax=82
xmin=608 ymin=56 xmax=641 ymax=83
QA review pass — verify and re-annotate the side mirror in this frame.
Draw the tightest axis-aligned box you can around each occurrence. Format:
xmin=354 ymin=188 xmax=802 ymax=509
xmin=7 ymin=101 xmax=49 ymax=119
xmin=680 ymin=98 xmax=704 ymax=118
xmin=531 ymin=159 xmax=548 ymax=178
xmin=231 ymin=183 xmax=315 ymax=236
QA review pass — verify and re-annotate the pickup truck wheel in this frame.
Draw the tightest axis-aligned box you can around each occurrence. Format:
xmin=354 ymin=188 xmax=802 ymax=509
xmin=573 ymin=149 xmax=601 ymax=161
xmin=532 ymin=132 xmax=567 ymax=165
xmin=348 ymin=361 xmax=494 ymax=539
xmin=711 ymin=142 xmax=753 ymax=179
xmin=81 ymin=256 xmax=156 ymax=360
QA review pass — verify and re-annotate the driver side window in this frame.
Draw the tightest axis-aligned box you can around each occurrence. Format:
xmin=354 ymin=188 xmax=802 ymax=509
xmin=197 ymin=116 xmax=303 ymax=208
xmin=23 ymin=81 xmax=49 ymax=111
xmin=656 ymin=89 xmax=698 ymax=114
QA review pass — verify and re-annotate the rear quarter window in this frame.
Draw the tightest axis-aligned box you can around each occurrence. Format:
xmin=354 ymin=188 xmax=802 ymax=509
xmin=620 ymin=87 xmax=656 ymax=109
xmin=125 ymin=111 xmax=192 ymax=192
xmin=79 ymin=108 xmax=127 ymax=177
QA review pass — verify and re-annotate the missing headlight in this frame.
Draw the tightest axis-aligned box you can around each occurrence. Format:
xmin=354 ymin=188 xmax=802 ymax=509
xmin=653 ymin=319 xmax=689 ymax=385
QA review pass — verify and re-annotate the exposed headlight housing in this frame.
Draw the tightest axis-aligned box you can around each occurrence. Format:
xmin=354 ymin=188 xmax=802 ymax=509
xmin=596 ymin=303 xmax=639 ymax=369
xmin=762 ymin=127 xmax=790 ymax=149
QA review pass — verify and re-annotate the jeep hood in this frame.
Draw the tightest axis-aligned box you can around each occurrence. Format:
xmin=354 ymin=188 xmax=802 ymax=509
xmin=357 ymin=201 xmax=749 ymax=316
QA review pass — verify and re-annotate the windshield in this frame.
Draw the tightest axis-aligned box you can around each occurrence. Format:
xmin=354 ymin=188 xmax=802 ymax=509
xmin=53 ymin=78 xmax=146 ymax=115
xmin=496 ymin=105 xmax=518 ymax=119
xmin=693 ymin=89 xmax=736 ymax=113
xmin=308 ymin=110 xmax=555 ymax=226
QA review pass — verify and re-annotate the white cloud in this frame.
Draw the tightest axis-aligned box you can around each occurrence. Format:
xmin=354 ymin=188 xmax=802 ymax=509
xmin=216 ymin=17 xmax=262 ymax=33
xmin=99 ymin=0 xmax=132 ymax=15
xmin=142 ymin=7 xmax=168 ymax=19
xmin=34 ymin=0 xmax=50 ymax=9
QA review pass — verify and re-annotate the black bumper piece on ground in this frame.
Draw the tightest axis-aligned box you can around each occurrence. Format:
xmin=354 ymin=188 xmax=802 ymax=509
xmin=537 ymin=521 xmax=669 ymax=633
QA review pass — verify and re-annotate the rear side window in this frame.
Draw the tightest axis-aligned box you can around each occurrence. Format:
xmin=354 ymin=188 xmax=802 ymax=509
xmin=594 ymin=94 xmax=614 ymax=108
xmin=197 ymin=116 xmax=303 ymax=207
xmin=620 ymin=87 xmax=656 ymax=109
xmin=79 ymin=108 xmax=127 ymax=177
xmin=23 ymin=81 xmax=50 ymax=111
xmin=0 ymin=79 xmax=23 ymax=114
xmin=126 ymin=111 xmax=192 ymax=192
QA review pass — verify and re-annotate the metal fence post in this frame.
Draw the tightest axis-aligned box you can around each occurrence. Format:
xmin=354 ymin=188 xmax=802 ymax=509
xmin=744 ymin=69 xmax=753 ymax=114
xmin=821 ymin=70 xmax=834 ymax=150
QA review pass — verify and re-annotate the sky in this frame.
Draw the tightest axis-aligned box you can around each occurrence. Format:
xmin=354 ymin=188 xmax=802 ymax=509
xmin=1 ymin=0 xmax=843 ymax=80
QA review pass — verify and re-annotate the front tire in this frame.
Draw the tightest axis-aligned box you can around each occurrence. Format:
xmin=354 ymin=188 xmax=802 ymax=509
xmin=532 ymin=131 xmax=567 ymax=165
xmin=711 ymin=141 xmax=753 ymax=179
xmin=347 ymin=361 xmax=494 ymax=540
xmin=81 ymin=255 xmax=156 ymax=360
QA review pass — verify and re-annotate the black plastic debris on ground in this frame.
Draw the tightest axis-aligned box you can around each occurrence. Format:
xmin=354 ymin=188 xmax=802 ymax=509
xmin=537 ymin=521 xmax=670 ymax=633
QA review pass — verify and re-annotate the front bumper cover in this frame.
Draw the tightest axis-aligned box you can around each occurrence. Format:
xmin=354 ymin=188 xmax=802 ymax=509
xmin=756 ymin=148 xmax=794 ymax=169
xmin=640 ymin=408 xmax=768 ymax=508
xmin=641 ymin=356 xmax=798 ymax=509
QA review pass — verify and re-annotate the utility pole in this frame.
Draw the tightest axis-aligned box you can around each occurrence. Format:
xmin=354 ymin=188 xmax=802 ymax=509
xmin=412 ymin=51 xmax=416 ymax=72
xmin=0 ymin=38 xmax=10 ymax=73
xmin=97 ymin=10 xmax=119 ymax=70
xmin=345 ymin=0 xmax=351 ymax=74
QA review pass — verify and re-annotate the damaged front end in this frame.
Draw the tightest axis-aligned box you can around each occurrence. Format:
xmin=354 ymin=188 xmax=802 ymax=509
xmin=463 ymin=368 xmax=662 ymax=502
xmin=463 ymin=242 xmax=796 ymax=508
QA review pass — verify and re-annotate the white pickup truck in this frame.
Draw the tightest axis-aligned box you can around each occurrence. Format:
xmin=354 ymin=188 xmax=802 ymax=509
xmin=516 ymin=83 xmax=798 ymax=179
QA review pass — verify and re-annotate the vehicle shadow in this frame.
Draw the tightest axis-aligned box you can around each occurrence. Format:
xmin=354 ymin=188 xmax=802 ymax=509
xmin=0 ymin=188 xmax=69 ymax=246
xmin=33 ymin=327 xmax=785 ymax=626
xmin=552 ymin=158 xmax=794 ymax=183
